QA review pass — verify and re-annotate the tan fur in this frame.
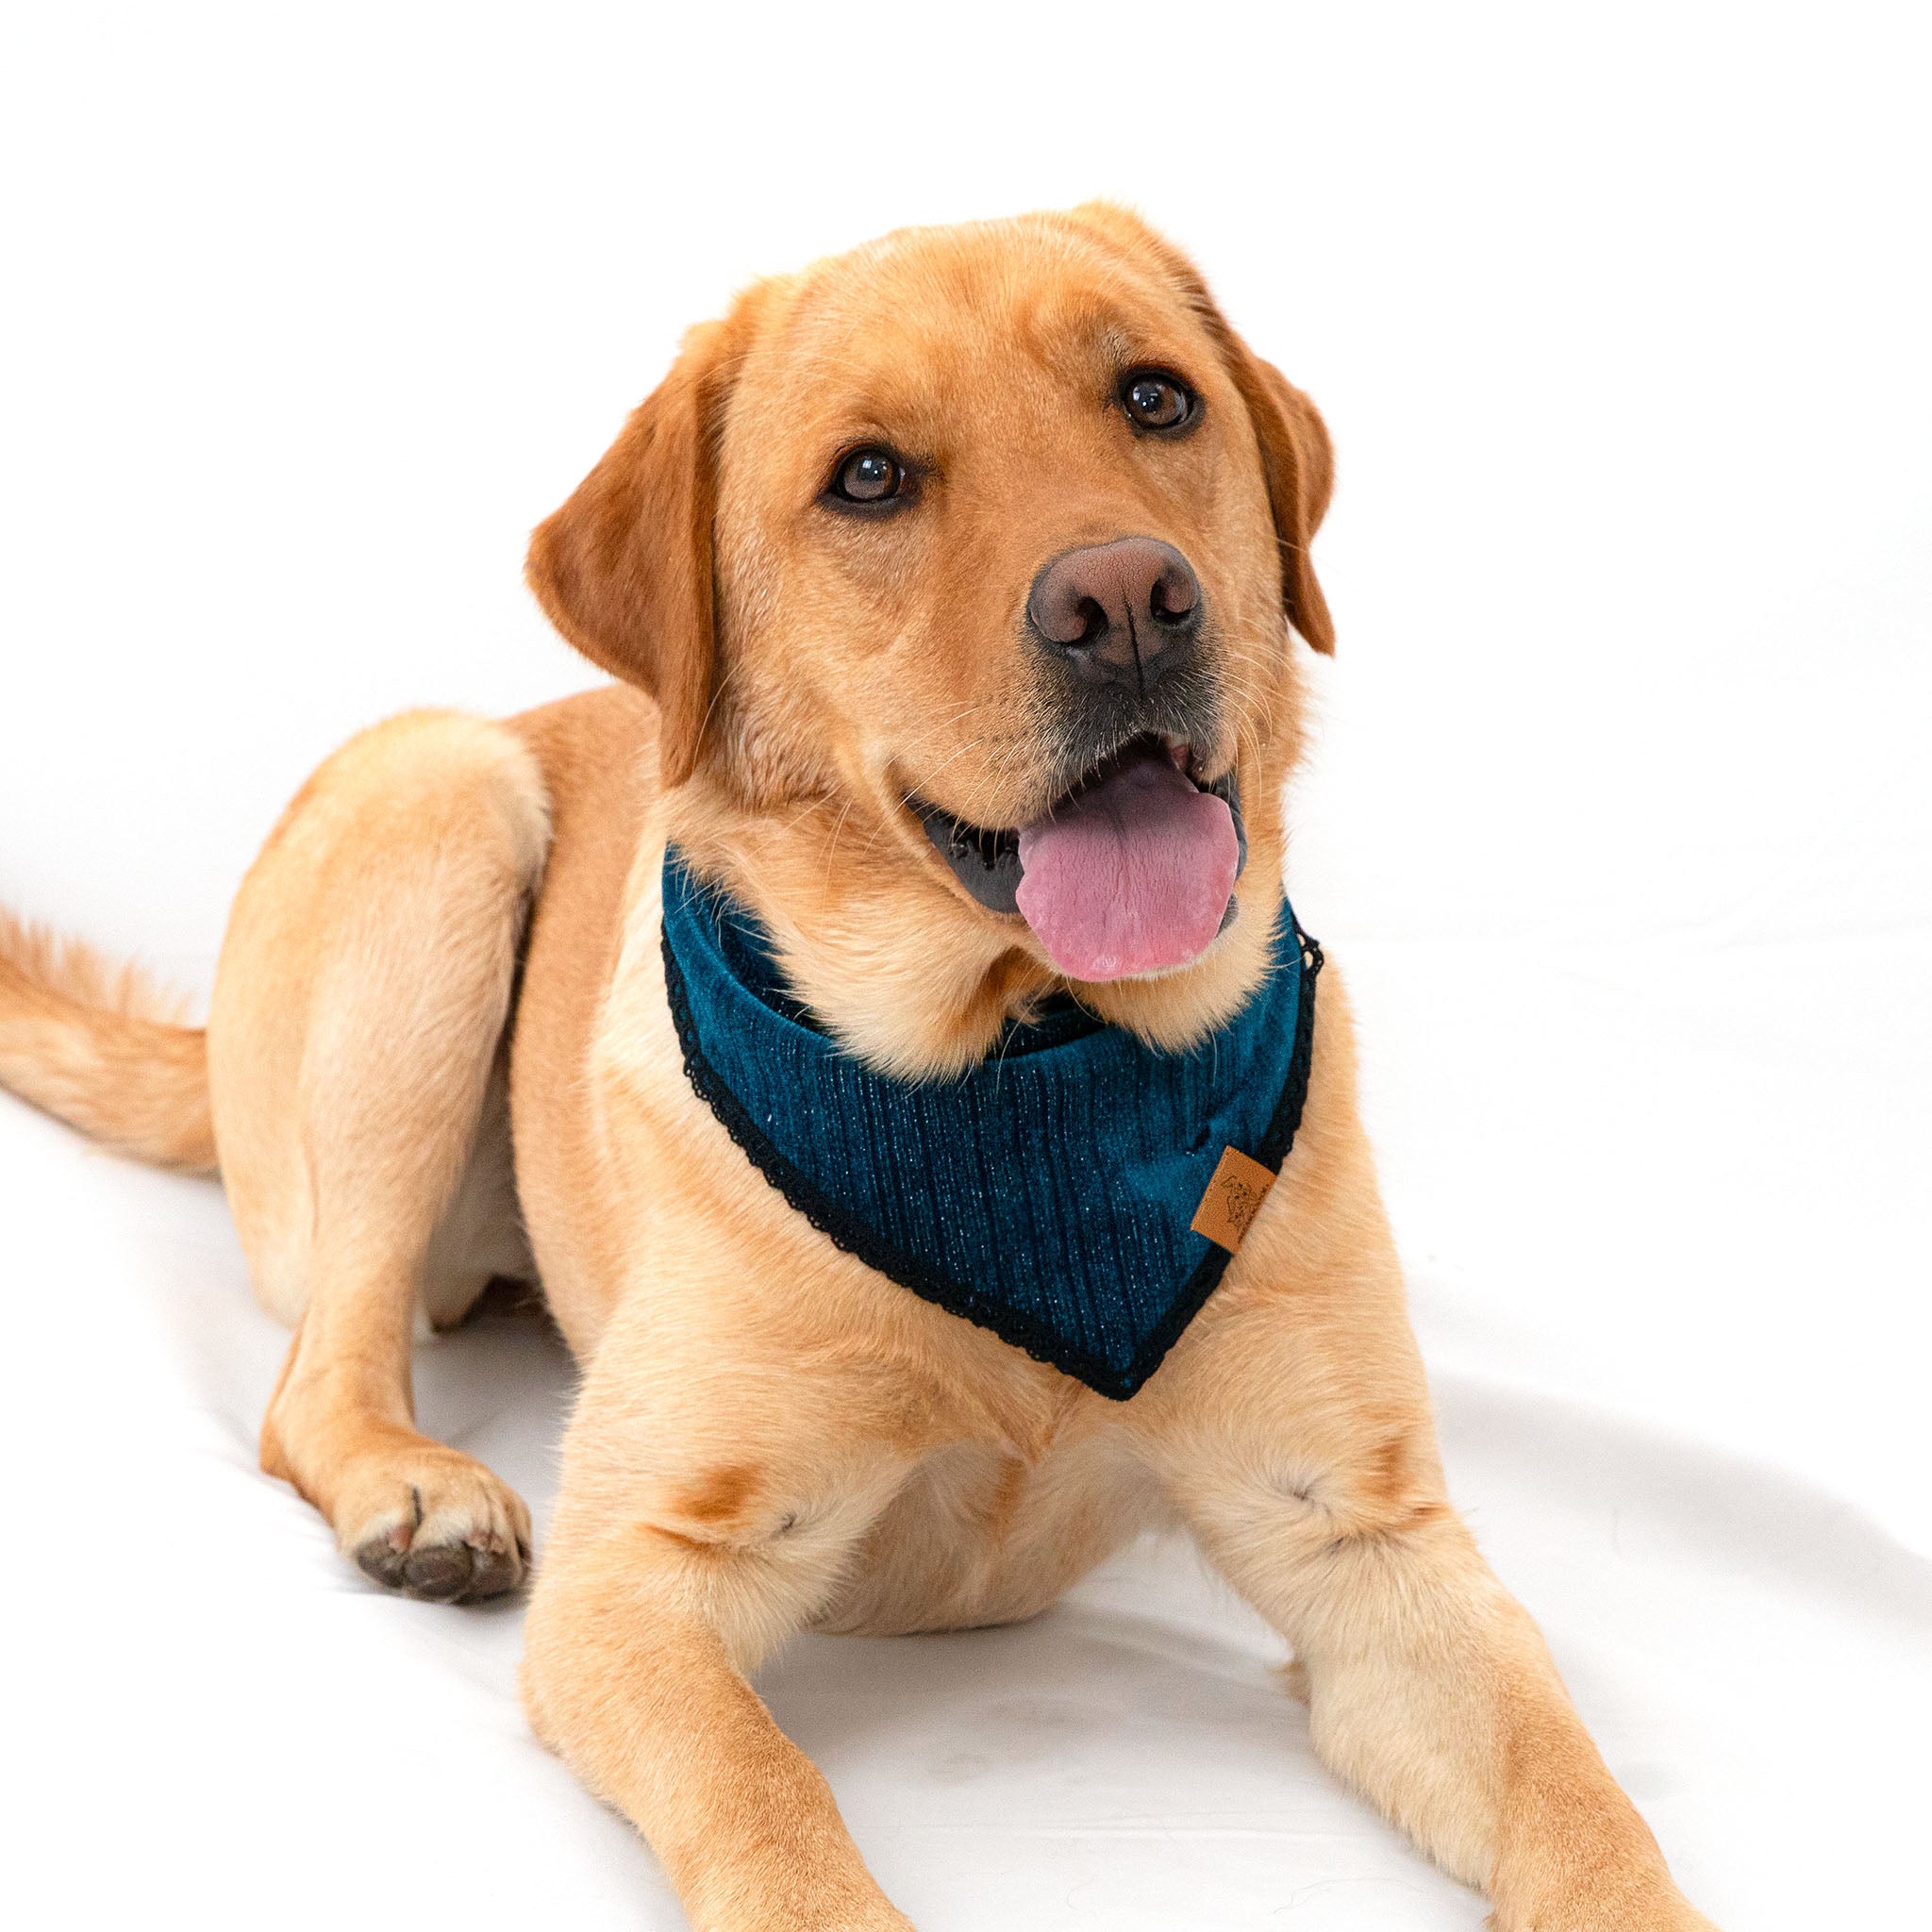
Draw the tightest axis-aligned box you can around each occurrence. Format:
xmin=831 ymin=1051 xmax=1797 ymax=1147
xmin=0 ymin=910 xmax=214 ymax=1169
xmin=0 ymin=207 xmax=1716 ymax=1929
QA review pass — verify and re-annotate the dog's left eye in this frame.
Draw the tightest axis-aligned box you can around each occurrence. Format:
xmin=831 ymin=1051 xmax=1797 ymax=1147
xmin=829 ymin=446 xmax=907 ymax=505
xmin=1120 ymin=370 xmax=1196 ymax=432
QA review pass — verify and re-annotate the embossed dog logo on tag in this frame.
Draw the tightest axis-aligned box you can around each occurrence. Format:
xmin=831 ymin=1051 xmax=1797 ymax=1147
xmin=1190 ymin=1145 xmax=1278 ymax=1255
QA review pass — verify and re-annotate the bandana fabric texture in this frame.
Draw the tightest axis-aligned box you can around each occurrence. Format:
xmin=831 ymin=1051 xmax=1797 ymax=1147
xmin=660 ymin=853 xmax=1322 ymax=1399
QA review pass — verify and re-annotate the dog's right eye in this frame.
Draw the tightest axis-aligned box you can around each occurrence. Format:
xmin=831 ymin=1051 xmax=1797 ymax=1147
xmin=828 ymin=446 xmax=907 ymax=506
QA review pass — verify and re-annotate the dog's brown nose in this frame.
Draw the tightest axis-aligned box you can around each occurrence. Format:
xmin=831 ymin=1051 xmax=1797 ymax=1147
xmin=1025 ymin=537 xmax=1203 ymax=691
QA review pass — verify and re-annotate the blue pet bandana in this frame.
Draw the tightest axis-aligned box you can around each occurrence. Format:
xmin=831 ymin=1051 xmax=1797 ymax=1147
xmin=660 ymin=852 xmax=1321 ymax=1400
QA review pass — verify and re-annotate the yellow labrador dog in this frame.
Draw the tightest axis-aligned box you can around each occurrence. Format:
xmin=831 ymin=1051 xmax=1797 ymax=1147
xmin=0 ymin=206 xmax=1715 ymax=1931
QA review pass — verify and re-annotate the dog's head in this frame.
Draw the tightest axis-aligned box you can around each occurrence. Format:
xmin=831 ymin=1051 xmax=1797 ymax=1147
xmin=528 ymin=206 xmax=1332 ymax=1071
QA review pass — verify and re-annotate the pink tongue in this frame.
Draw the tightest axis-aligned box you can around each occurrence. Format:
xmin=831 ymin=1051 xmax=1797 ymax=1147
xmin=1014 ymin=748 xmax=1239 ymax=981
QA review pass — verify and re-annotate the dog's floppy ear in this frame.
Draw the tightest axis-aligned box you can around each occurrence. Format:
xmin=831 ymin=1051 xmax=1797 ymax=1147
xmin=1224 ymin=353 xmax=1335 ymax=657
xmin=1068 ymin=203 xmax=1336 ymax=656
xmin=526 ymin=317 xmax=743 ymax=786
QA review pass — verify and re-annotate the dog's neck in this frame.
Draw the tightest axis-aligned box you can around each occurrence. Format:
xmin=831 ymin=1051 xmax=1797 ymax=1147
xmin=666 ymin=771 xmax=1292 ymax=1079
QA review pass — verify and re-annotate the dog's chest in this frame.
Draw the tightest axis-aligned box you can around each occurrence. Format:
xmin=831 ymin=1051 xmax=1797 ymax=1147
xmin=814 ymin=1426 xmax=1165 ymax=1638
xmin=660 ymin=855 xmax=1322 ymax=1401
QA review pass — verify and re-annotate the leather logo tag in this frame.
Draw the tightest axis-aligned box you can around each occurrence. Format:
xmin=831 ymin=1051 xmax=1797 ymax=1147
xmin=1190 ymin=1146 xmax=1277 ymax=1255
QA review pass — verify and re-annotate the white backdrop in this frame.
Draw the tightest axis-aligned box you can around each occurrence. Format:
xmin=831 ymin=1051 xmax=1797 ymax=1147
xmin=3 ymin=5 xmax=1928 ymax=1927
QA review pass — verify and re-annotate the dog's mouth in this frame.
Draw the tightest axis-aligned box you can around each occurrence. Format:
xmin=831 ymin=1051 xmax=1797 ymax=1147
xmin=915 ymin=735 xmax=1248 ymax=983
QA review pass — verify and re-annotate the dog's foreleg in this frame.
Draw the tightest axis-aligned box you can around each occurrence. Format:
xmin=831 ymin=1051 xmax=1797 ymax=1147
xmin=1173 ymin=1439 xmax=1717 ymax=1930
xmin=524 ymin=1536 xmax=912 ymax=1930
xmin=523 ymin=1341 xmax=924 ymax=1932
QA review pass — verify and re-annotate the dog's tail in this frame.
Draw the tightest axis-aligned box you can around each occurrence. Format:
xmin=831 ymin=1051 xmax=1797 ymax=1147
xmin=0 ymin=908 xmax=217 ymax=1173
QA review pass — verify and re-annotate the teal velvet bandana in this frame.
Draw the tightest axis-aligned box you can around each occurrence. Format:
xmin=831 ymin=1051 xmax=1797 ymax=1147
xmin=660 ymin=852 xmax=1321 ymax=1400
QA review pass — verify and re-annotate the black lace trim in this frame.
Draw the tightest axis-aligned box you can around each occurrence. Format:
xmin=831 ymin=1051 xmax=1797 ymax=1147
xmin=660 ymin=924 xmax=1322 ymax=1402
